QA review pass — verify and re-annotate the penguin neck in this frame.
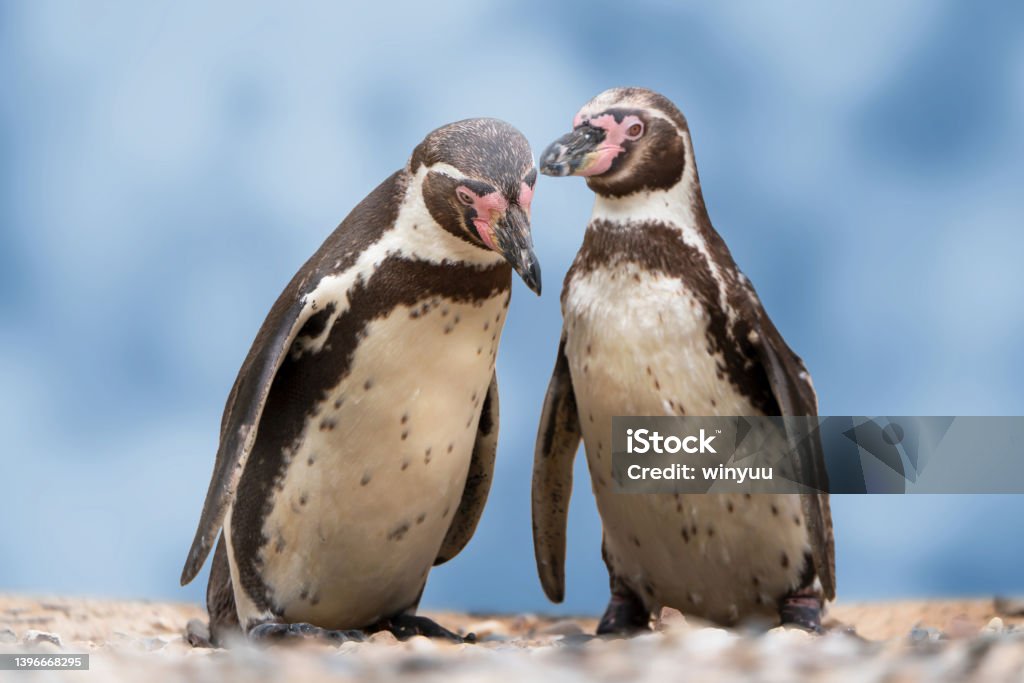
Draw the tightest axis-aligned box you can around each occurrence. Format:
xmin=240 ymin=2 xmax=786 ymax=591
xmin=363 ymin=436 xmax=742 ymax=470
xmin=587 ymin=171 xmax=728 ymax=265
xmin=398 ymin=165 xmax=506 ymax=269
xmin=580 ymin=160 xmax=742 ymax=302
xmin=589 ymin=179 xmax=701 ymax=230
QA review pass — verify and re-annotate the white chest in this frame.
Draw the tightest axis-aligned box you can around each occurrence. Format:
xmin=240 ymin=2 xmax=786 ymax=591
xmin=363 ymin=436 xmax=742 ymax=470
xmin=562 ymin=266 xmax=809 ymax=624
xmin=231 ymin=291 xmax=508 ymax=629
xmin=563 ymin=264 xmax=752 ymax=424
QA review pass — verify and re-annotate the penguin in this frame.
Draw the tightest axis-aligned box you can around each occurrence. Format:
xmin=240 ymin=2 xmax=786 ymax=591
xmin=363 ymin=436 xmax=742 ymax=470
xmin=531 ymin=88 xmax=835 ymax=633
xmin=181 ymin=118 xmax=542 ymax=645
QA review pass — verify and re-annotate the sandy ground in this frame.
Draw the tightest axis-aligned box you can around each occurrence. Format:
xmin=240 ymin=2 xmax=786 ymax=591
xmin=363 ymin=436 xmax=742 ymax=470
xmin=3 ymin=594 xmax=1024 ymax=681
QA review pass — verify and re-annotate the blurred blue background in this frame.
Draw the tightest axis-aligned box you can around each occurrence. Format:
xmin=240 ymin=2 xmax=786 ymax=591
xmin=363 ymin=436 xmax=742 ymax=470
xmin=2 ymin=0 xmax=1023 ymax=614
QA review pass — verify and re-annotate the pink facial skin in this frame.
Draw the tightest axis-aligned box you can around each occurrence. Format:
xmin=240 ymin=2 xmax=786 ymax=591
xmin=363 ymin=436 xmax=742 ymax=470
xmin=457 ymin=185 xmax=508 ymax=250
xmin=571 ymin=111 xmax=644 ymax=176
xmin=519 ymin=181 xmax=534 ymax=216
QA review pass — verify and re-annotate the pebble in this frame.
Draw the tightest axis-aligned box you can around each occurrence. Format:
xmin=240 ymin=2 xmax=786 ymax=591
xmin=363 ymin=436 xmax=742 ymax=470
xmin=184 ymin=618 xmax=211 ymax=648
xmin=23 ymin=630 xmax=62 ymax=647
xmin=909 ymin=625 xmax=944 ymax=643
xmin=368 ymin=631 xmax=399 ymax=645
xmin=654 ymin=607 xmax=688 ymax=632
xmin=403 ymin=635 xmax=437 ymax=653
xmin=983 ymin=617 xmax=1004 ymax=634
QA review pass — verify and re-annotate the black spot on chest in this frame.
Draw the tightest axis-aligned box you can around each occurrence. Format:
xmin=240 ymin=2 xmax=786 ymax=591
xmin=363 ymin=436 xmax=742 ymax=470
xmin=388 ymin=522 xmax=410 ymax=542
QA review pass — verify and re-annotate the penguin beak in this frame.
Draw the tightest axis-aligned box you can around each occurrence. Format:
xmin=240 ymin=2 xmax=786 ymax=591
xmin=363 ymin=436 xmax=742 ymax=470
xmin=539 ymin=126 xmax=605 ymax=177
xmin=494 ymin=205 xmax=542 ymax=296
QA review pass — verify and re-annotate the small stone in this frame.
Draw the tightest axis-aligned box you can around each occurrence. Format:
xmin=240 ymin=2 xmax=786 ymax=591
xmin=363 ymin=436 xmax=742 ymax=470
xmin=403 ymin=635 xmax=436 ymax=653
xmin=538 ymin=620 xmax=584 ymax=637
xmin=0 ymin=628 xmax=16 ymax=643
xmin=368 ymin=630 xmax=399 ymax=645
xmin=767 ymin=625 xmax=812 ymax=640
xmin=908 ymin=624 xmax=943 ymax=642
xmin=23 ymin=630 xmax=62 ymax=648
xmin=984 ymin=617 xmax=1005 ymax=634
xmin=655 ymin=607 xmax=688 ymax=632
xmin=184 ymin=618 xmax=211 ymax=648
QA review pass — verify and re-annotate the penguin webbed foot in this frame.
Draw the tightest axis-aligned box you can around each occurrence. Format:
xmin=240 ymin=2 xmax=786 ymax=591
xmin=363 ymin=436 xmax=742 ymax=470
xmin=596 ymin=592 xmax=652 ymax=636
xmin=778 ymin=589 xmax=824 ymax=634
xmin=375 ymin=614 xmax=475 ymax=643
xmin=248 ymin=621 xmax=368 ymax=644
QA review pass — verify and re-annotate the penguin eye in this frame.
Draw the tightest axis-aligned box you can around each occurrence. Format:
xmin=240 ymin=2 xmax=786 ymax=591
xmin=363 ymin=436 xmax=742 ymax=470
xmin=625 ymin=122 xmax=644 ymax=139
xmin=456 ymin=189 xmax=474 ymax=206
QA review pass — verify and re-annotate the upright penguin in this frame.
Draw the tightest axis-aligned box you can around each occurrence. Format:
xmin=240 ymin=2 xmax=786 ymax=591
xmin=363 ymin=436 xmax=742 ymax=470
xmin=181 ymin=118 xmax=541 ymax=645
xmin=532 ymin=88 xmax=834 ymax=632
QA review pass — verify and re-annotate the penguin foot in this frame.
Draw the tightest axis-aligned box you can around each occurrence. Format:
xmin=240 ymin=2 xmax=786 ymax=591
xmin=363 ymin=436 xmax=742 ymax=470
xmin=375 ymin=615 xmax=475 ymax=643
xmin=596 ymin=593 xmax=651 ymax=635
xmin=779 ymin=589 xmax=824 ymax=633
xmin=248 ymin=622 xmax=368 ymax=644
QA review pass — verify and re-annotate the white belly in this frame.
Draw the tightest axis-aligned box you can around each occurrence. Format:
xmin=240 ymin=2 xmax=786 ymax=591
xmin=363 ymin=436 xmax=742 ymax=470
xmin=564 ymin=265 xmax=809 ymax=624
xmin=230 ymin=292 xmax=507 ymax=629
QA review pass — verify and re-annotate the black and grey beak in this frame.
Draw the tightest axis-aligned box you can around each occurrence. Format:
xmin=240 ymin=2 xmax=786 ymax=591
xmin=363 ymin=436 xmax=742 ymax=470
xmin=495 ymin=205 xmax=542 ymax=295
xmin=539 ymin=125 xmax=605 ymax=177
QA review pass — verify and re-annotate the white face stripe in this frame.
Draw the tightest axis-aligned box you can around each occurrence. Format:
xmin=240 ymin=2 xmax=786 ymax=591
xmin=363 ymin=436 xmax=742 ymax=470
xmin=429 ymin=160 xmax=540 ymax=190
xmin=587 ymin=130 xmax=733 ymax=319
xmin=423 ymin=161 xmax=466 ymax=181
xmin=293 ymin=164 xmax=503 ymax=357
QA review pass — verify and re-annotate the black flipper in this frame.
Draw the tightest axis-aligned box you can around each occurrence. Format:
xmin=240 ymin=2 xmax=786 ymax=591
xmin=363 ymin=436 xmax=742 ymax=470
xmin=531 ymin=334 xmax=582 ymax=603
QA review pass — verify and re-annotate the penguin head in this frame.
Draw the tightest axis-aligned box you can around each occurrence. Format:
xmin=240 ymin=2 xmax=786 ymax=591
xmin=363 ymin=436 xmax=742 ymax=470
xmin=413 ymin=118 xmax=542 ymax=295
xmin=540 ymin=87 xmax=691 ymax=198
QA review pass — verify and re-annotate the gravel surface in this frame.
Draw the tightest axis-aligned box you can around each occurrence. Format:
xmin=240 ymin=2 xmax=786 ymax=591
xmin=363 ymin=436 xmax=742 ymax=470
xmin=3 ymin=595 xmax=1024 ymax=681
